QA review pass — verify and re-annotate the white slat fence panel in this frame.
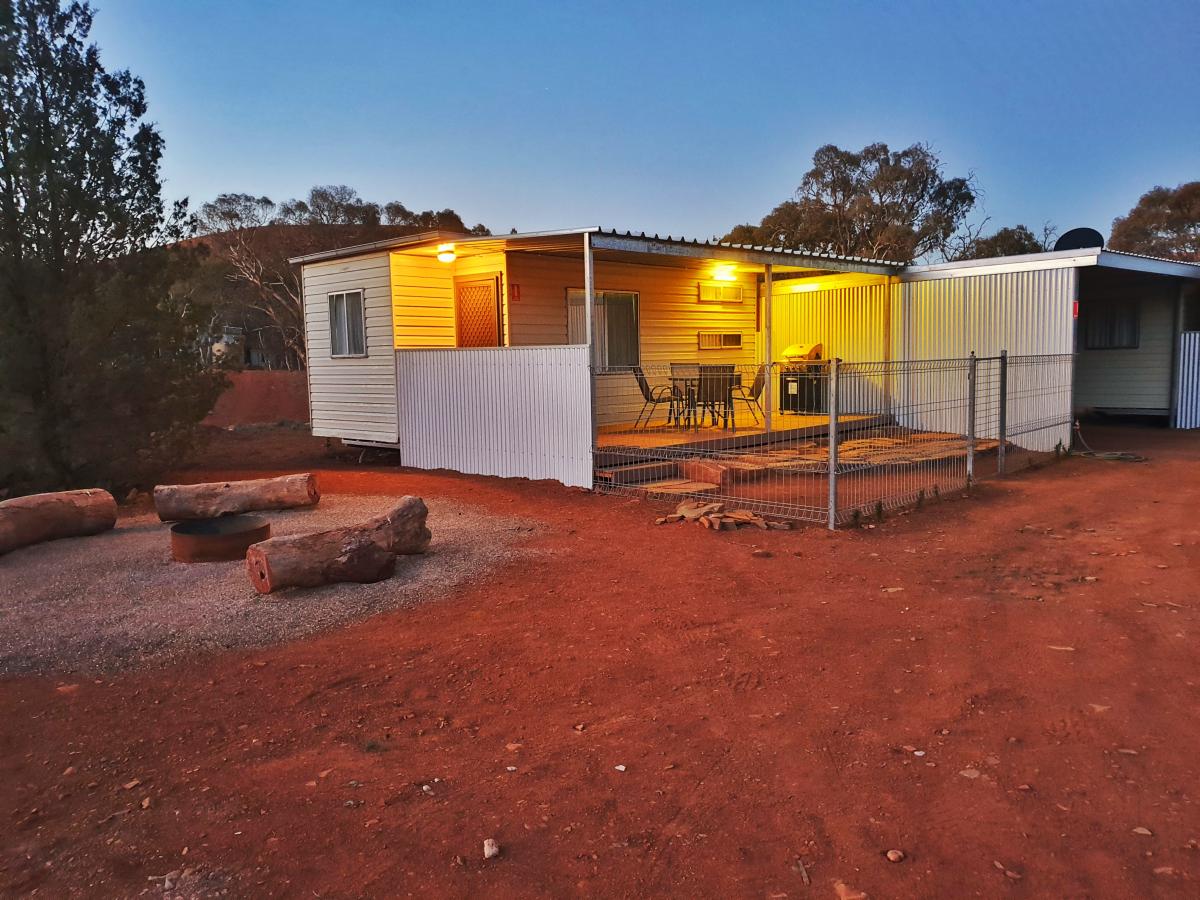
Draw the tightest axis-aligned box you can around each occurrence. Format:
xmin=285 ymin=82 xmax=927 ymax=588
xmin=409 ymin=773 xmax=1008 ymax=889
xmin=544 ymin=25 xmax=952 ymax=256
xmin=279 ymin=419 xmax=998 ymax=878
xmin=1176 ymin=332 xmax=1200 ymax=429
xmin=395 ymin=346 xmax=593 ymax=488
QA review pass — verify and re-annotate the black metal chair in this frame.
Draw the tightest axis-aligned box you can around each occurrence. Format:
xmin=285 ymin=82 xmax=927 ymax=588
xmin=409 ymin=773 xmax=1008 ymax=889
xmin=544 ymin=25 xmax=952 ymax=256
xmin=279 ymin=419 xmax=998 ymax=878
xmin=632 ymin=367 xmax=677 ymax=430
xmin=697 ymin=364 xmax=737 ymax=430
xmin=731 ymin=365 xmax=767 ymax=424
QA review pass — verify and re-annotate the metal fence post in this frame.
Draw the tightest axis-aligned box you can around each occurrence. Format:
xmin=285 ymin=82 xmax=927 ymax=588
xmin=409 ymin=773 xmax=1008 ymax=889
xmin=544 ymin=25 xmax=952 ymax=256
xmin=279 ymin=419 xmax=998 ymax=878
xmin=997 ymin=349 xmax=1008 ymax=476
xmin=966 ymin=351 xmax=977 ymax=485
xmin=827 ymin=358 xmax=839 ymax=530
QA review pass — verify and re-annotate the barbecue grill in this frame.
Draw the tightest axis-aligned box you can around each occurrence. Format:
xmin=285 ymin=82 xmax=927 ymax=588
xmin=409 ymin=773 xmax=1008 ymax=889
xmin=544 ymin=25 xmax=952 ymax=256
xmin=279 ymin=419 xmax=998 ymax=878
xmin=778 ymin=343 xmax=826 ymax=414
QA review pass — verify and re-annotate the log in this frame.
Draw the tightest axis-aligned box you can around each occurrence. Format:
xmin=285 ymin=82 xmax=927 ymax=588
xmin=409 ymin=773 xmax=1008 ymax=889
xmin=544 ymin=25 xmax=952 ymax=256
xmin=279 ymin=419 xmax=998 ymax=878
xmin=245 ymin=496 xmax=431 ymax=594
xmin=0 ymin=489 xmax=118 ymax=556
xmin=154 ymin=473 xmax=319 ymax=521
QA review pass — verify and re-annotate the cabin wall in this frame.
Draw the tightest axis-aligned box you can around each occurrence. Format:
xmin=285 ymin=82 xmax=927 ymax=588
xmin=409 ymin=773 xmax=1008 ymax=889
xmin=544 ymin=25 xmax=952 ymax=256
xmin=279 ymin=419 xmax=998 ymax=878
xmin=302 ymin=252 xmax=399 ymax=443
xmin=1074 ymin=278 xmax=1178 ymax=414
xmin=390 ymin=252 xmax=454 ymax=348
xmin=390 ymin=250 xmax=508 ymax=347
xmin=505 ymin=253 xmax=759 ymax=362
xmin=506 ymin=253 xmax=760 ymax=427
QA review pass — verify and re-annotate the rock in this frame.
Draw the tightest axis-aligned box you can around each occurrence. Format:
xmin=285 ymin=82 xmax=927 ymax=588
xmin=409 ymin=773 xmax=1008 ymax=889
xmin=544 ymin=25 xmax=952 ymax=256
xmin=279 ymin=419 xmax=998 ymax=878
xmin=1133 ymin=826 xmax=1153 ymax=836
xmin=483 ymin=838 xmax=501 ymax=860
xmin=751 ymin=549 xmax=773 ymax=558
xmin=886 ymin=849 xmax=905 ymax=862
xmin=959 ymin=768 xmax=981 ymax=779
xmin=614 ymin=764 xmax=626 ymax=772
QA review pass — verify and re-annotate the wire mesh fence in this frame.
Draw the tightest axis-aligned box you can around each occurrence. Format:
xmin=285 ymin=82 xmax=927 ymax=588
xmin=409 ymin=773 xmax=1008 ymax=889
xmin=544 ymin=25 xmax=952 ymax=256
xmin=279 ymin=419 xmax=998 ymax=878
xmin=593 ymin=353 xmax=1075 ymax=527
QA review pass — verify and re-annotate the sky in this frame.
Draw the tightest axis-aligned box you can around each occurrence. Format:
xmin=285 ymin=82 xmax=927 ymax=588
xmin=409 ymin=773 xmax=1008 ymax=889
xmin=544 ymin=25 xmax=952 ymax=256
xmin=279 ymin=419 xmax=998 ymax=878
xmin=90 ymin=0 xmax=1199 ymax=243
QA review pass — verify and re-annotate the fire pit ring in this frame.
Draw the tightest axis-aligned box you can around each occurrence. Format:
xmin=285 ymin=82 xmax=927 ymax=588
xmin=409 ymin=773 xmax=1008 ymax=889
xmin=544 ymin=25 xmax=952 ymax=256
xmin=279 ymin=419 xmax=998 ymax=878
xmin=170 ymin=515 xmax=271 ymax=563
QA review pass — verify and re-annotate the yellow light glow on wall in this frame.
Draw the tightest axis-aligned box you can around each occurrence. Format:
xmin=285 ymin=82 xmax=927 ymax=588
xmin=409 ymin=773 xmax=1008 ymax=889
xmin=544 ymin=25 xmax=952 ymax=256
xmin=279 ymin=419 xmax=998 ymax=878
xmin=789 ymin=282 xmax=821 ymax=293
xmin=712 ymin=264 xmax=737 ymax=282
xmin=436 ymin=243 xmax=457 ymax=263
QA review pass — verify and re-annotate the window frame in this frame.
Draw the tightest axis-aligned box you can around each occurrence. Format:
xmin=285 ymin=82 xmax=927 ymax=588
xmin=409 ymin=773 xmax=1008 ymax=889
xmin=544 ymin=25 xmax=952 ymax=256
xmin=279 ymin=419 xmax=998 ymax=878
xmin=566 ymin=288 xmax=641 ymax=369
xmin=697 ymin=281 xmax=746 ymax=304
xmin=697 ymin=330 xmax=743 ymax=350
xmin=328 ymin=289 xmax=367 ymax=358
xmin=1081 ymin=297 xmax=1140 ymax=351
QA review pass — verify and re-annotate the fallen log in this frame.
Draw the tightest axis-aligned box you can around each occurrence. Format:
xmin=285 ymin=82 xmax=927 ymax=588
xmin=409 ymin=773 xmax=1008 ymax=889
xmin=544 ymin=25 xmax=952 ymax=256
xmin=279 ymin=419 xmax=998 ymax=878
xmin=245 ymin=496 xmax=431 ymax=594
xmin=0 ymin=489 xmax=118 ymax=556
xmin=154 ymin=473 xmax=319 ymax=521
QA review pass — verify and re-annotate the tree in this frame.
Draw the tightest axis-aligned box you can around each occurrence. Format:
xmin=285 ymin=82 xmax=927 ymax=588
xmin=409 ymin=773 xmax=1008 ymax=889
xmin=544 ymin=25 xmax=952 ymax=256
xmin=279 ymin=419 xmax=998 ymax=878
xmin=1109 ymin=182 xmax=1200 ymax=261
xmin=196 ymin=187 xmax=489 ymax=364
xmin=0 ymin=0 xmax=224 ymax=493
xmin=950 ymin=223 xmax=1056 ymax=261
xmin=724 ymin=142 xmax=977 ymax=263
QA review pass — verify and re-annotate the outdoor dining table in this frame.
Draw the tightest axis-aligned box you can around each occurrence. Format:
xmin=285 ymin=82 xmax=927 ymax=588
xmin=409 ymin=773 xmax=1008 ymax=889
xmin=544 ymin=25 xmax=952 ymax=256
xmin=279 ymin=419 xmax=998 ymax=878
xmin=668 ymin=369 xmax=742 ymax=430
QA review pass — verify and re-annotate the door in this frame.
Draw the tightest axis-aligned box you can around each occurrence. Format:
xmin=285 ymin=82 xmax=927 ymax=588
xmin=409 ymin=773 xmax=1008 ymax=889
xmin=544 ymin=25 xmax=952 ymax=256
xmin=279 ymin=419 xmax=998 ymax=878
xmin=455 ymin=276 xmax=503 ymax=347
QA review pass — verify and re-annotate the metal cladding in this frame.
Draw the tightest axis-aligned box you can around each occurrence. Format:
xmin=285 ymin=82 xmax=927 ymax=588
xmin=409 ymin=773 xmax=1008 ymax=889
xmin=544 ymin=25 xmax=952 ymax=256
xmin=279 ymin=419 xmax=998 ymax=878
xmin=594 ymin=228 xmax=905 ymax=268
xmin=1176 ymin=332 xmax=1200 ymax=429
xmin=394 ymin=346 xmax=593 ymax=488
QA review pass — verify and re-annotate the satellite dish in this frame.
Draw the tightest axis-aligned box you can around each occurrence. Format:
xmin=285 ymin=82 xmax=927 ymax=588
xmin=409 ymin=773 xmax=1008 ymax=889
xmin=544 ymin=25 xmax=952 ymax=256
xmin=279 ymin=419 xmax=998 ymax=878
xmin=1054 ymin=227 xmax=1105 ymax=252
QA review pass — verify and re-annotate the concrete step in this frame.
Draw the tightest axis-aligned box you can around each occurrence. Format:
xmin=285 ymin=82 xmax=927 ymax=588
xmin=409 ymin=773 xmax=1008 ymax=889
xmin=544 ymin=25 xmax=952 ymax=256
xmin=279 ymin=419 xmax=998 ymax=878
xmin=593 ymin=460 xmax=680 ymax=485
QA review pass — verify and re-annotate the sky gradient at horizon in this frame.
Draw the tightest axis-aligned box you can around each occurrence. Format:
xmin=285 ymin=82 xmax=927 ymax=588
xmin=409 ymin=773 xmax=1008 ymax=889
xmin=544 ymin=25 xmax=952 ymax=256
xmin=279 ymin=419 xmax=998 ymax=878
xmin=91 ymin=0 xmax=1199 ymax=244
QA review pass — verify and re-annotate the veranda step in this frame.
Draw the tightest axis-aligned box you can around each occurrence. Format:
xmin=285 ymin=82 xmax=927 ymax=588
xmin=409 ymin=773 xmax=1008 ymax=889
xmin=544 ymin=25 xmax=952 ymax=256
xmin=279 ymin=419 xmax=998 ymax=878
xmin=593 ymin=460 xmax=680 ymax=485
xmin=636 ymin=478 xmax=721 ymax=496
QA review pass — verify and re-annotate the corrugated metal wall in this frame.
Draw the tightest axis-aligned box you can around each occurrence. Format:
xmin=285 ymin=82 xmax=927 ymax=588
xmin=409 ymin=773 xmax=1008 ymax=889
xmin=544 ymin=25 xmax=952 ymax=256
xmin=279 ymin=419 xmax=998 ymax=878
xmin=394 ymin=346 xmax=594 ymax=488
xmin=1175 ymin=332 xmax=1200 ymax=429
xmin=897 ymin=268 xmax=1076 ymax=359
xmin=772 ymin=267 xmax=1077 ymax=451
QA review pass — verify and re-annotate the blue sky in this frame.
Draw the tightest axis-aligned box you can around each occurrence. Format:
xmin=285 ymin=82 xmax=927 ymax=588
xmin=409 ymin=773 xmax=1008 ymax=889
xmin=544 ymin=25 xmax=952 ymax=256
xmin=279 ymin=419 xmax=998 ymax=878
xmin=91 ymin=0 xmax=1198 ymax=242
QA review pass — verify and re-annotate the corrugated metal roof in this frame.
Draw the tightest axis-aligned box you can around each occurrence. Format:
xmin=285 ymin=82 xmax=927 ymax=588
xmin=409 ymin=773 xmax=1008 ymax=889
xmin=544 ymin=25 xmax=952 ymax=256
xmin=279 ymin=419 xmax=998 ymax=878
xmin=289 ymin=225 xmax=906 ymax=271
xmin=1101 ymin=248 xmax=1200 ymax=269
xmin=590 ymin=227 xmax=906 ymax=267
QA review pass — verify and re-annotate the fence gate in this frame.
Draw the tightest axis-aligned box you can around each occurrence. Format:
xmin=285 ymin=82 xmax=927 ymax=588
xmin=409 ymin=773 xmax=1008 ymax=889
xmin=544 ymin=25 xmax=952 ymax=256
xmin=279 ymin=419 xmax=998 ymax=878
xmin=1176 ymin=332 xmax=1200 ymax=429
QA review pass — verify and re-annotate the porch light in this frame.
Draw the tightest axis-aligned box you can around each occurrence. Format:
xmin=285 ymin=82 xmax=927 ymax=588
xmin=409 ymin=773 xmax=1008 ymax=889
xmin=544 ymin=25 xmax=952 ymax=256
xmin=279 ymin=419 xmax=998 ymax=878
xmin=436 ymin=243 xmax=456 ymax=263
xmin=712 ymin=264 xmax=737 ymax=282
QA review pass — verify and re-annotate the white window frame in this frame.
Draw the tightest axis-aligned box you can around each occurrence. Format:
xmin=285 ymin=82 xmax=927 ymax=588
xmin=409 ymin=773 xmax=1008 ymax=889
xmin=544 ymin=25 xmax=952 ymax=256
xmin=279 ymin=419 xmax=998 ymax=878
xmin=698 ymin=281 xmax=745 ymax=304
xmin=697 ymin=330 xmax=743 ymax=350
xmin=566 ymin=288 xmax=640 ymax=369
xmin=328 ymin=290 xmax=367 ymax=358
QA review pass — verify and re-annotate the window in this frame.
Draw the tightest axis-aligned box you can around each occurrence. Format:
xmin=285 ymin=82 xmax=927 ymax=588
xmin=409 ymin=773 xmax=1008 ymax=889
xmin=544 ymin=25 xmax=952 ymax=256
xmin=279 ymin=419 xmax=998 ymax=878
xmin=567 ymin=289 xmax=640 ymax=368
xmin=697 ymin=331 xmax=743 ymax=350
xmin=328 ymin=290 xmax=366 ymax=357
xmin=1081 ymin=298 xmax=1139 ymax=350
xmin=698 ymin=281 xmax=745 ymax=303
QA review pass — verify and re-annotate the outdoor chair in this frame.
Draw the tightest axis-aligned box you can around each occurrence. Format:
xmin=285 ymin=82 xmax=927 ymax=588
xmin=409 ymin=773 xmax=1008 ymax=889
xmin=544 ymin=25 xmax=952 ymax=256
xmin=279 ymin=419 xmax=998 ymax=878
xmin=731 ymin=365 xmax=767 ymax=424
xmin=670 ymin=363 xmax=700 ymax=427
xmin=632 ymin=366 xmax=678 ymax=430
xmin=697 ymin=364 xmax=737 ymax=430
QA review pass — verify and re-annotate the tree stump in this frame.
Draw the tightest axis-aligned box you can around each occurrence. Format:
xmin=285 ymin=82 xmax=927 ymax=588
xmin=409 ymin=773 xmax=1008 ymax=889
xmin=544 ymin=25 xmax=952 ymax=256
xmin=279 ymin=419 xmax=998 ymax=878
xmin=0 ymin=489 xmax=118 ymax=556
xmin=245 ymin=496 xmax=431 ymax=594
xmin=154 ymin=473 xmax=319 ymax=521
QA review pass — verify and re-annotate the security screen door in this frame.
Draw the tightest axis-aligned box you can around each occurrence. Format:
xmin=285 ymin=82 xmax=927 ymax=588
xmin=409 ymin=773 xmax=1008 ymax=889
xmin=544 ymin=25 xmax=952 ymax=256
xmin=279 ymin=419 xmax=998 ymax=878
xmin=455 ymin=276 xmax=503 ymax=347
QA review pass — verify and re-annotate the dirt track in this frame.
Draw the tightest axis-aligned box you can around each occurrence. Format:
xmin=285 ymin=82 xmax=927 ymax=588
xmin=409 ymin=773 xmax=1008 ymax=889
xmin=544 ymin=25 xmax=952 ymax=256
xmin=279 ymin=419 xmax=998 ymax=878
xmin=1 ymin=425 xmax=1198 ymax=897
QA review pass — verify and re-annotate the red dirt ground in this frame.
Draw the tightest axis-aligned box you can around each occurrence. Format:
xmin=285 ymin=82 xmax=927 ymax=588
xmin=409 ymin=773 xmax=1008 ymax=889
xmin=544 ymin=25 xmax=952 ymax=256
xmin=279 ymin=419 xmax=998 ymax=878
xmin=2 ymin=425 xmax=1198 ymax=898
xmin=203 ymin=370 xmax=309 ymax=428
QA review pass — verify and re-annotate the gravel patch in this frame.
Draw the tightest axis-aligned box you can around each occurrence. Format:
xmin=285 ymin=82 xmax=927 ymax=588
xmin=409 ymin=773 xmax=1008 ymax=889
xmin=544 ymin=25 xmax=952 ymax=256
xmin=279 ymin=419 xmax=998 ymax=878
xmin=0 ymin=495 xmax=540 ymax=676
